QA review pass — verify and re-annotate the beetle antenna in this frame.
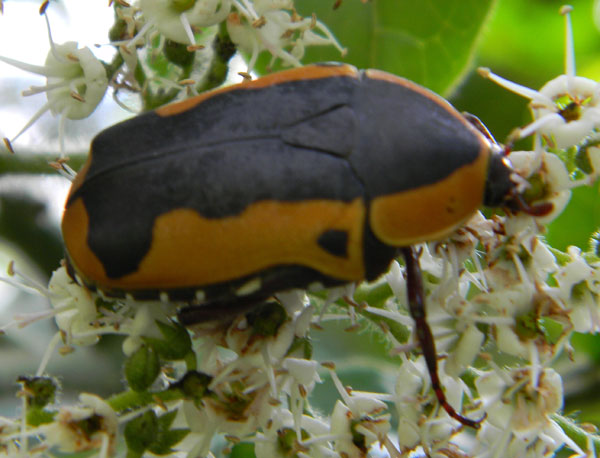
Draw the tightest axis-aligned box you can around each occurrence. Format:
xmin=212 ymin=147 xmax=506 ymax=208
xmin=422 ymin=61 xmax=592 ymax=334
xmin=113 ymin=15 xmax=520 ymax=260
xmin=401 ymin=247 xmax=483 ymax=429
xmin=462 ymin=112 xmax=497 ymax=145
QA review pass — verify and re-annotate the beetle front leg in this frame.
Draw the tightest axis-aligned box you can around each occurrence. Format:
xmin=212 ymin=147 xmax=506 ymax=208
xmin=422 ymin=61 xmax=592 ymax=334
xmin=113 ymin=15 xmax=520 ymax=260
xmin=400 ymin=246 xmax=482 ymax=429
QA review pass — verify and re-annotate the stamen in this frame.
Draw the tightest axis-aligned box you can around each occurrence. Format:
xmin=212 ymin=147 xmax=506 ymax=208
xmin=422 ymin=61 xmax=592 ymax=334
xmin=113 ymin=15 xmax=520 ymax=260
xmin=478 ymin=67 xmax=554 ymax=106
xmin=236 ymin=0 xmax=259 ymax=20
xmin=3 ymin=137 xmax=14 ymax=153
xmin=58 ymin=109 xmax=67 ymax=158
xmin=5 ymin=100 xmax=54 ymax=147
xmin=179 ymin=12 xmax=196 ymax=45
xmin=327 ymin=368 xmax=354 ymax=407
xmin=125 ymin=20 xmax=153 ymax=50
xmin=245 ymin=35 xmax=261 ymax=71
xmin=44 ymin=12 xmax=69 ymax=65
xmin=36 ymin=332 xmax=62 ymax=376
xmin=310 ymin=19 xmax=347 ymax=55
xmin=260 ymin=345 xmax=278 ymax=397
xmin=21 ymin=79 xmax=73 ymax=97
xmin=560 ymin=5 xmax=576 ymax=81
xmin=528 ymin=343 xmax=541 ymax=390
xmin=39 ymin=0 xmax=50 ymax=15
xmin=0 ymin=55 xmax=60 ymax=77
xmin=5 ymin=261 xmax=50 ymax=296
xmin=472 ymin=253 xmax=489 ymax=292
xmin=518 ymin=112 xmax=564 ymax=139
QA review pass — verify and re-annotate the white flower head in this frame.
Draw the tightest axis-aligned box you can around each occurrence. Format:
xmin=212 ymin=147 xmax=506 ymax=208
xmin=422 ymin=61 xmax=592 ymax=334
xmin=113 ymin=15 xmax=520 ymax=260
xmin=226 ymin=3 xmax=344 ymax=71
xmin=0 ymin=14 xmax=107 ymax=155
xmin=43 ymin=393 xmax=117 ymax=455
xmin=48 ymin=266 xmax=99 ymax=346
xmin=138 ymin=0 xmax=232 ymax=45
xmin=254 ymin=407 xmax=333 ymax=458
xmin=474 ymin=367 xmax=577 ymax=456
xmin=554 ymin=246 xmax=600 ymax=333
xmin=476 ymin=367 xmax=563 ymax=428
xmin=479 ymin=6 xmax=600 ymax=149
xmin=330 ymin=399 xmax=390 ymax=458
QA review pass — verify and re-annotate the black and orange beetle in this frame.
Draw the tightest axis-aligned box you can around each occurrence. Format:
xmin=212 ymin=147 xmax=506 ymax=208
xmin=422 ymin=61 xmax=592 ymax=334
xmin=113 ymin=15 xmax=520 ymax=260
xmin=61 ymin=63 xmax=545 ymax=428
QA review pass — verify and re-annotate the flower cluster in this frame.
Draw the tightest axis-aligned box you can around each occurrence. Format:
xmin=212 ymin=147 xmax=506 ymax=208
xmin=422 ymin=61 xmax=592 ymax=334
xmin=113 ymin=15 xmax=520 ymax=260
xmin=0 ymin=0 xmax=343 ymax=154
xmin=2 ymin=3 xmax=600 ymax=458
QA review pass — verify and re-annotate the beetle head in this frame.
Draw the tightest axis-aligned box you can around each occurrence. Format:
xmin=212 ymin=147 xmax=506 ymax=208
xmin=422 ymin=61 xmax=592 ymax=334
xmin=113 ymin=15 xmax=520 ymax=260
xmin=484 ymin=150 xmax=554 ymax=217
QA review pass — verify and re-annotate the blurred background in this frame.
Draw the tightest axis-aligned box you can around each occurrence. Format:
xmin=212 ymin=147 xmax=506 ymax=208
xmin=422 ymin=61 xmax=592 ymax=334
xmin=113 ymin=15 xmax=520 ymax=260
xmin=1 ymin=0 xmax=600 ymax=443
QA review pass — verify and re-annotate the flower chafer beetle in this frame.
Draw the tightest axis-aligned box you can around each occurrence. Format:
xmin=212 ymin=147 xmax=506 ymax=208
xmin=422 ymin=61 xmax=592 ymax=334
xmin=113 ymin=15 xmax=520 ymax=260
xmin=62 ymin=63 xmax=550 ymax=428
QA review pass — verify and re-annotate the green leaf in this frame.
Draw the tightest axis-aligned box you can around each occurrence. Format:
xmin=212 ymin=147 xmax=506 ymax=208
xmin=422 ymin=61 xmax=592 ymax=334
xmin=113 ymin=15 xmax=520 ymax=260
xmin=353 ymin=280 xmax=394 ymax=309
xmin=287 ymin=336 xmax=313 ymax=359
xmin=245 ymin=301 xmax=288 ymax=337
xmin=147 ymin=410 xmax=190 ymax=455
xmin=124 ymin=344 xmax=160 ymax=392
xmin=25 ymin=408 xmax=56 ymax=426
xmin=287 ymin=0 xmax=496 ymax=95
xmin=168 ymin=370 xmax=213 ymax=405
xmin=143 ymin=320 xmax=192 ymax=361
xmin=551 ymin=414 xmax=600 ymax=455
xmin=124 ymin=410 xmax=159 ymax=454
xmin=17 ymin=376 xmax=57 ymax=409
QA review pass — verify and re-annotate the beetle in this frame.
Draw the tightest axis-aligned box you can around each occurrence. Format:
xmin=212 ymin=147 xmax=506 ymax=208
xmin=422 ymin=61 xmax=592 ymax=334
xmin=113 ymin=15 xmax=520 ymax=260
xmin=62 ymin=63 xmax=547 ymax=428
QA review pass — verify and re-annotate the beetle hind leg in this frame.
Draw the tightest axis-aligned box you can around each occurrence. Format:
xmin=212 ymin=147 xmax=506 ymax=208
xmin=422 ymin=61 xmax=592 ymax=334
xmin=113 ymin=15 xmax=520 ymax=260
xmin=401 ymin=246 xmax=483 ymax=429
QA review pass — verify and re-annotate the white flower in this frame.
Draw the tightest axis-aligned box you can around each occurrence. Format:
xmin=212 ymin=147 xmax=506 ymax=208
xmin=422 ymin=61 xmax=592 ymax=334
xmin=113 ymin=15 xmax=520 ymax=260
xmin=282 ymin=357 xmax=320 ymax=390
xmin=138 ymin=0 xmax=232 ymax=45
xmin=478 ymin=7 xmax=600 ymax=149
xmin=254 ymin=407 xmax=333 ymax=458
xmin=320 ymin=369 xmax=390 ymax=456
xmin=274 ymin=288 xmax=308 ymax=316
xmin=43 ymin=393 xmax=117 ymax=455
xmin=444 ymin=323 xmax=484 ymax=378
xmin=385 ymin=260 xmax=407 ymax=301
xmin=226 ymin=3 xmax=344 ymax=71
xmin=474 ymin=367 xmax=582 ymax=457
xmin=0 ymin=23 xmax=107 ymax=155
xmin=586 ymin=143 xmax=600 ymax=174
xmin=48 ymin=266 xmax=99 ymax=346
xmin=330 ymin=399 xmax=390 ymax=458
xmin=503 ymin=150 xmax=572 ymax=223
xmin=121 ymin=303 xmax=173 ymax=355
xmin=554 ymin=246 xmax=600 ymax=333
xmin=393 ymin=358 xmax=428 ymax=449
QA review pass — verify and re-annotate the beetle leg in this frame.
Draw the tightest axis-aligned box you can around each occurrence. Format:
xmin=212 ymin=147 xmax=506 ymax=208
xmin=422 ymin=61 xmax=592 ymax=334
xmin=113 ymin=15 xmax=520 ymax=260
xmin=177 ymin=295 xmax=269 ymax=326
xmin=400 ymin=246 xmax=482 ymax=429
xmin=512 ymin=194 xmax=554 ymax=217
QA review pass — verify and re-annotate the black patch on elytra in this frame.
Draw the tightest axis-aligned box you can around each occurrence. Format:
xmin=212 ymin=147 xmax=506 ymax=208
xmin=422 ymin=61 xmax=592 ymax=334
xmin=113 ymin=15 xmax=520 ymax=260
xmin=317 ymin=229 xmax=349 ymax=257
